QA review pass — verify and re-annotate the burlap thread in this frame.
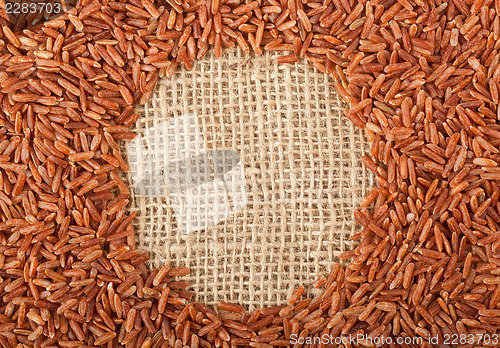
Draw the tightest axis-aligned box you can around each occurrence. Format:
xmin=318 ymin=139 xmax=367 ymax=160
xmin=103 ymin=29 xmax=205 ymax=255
xmin=123 ymin=48 xmax=374 ymax=310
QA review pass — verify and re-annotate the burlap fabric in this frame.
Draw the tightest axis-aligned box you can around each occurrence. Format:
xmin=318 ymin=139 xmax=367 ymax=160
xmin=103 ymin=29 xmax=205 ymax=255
xmin=122 ymin=48 xmax=374 ymax=310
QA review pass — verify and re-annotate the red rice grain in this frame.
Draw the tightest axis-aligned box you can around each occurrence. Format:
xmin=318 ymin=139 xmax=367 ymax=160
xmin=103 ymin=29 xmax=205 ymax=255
xmin=0 ymin=0 xmax=497 ymax=347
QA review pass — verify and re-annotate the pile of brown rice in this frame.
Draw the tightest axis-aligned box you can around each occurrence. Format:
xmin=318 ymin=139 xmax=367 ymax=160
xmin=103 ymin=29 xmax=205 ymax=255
xmin=0 ymin=0 xmax=498 ymax=347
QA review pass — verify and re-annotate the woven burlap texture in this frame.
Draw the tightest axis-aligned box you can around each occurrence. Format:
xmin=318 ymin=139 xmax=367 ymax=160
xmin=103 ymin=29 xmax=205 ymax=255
xmin=123 ymin=48 xmax=374 ymax=310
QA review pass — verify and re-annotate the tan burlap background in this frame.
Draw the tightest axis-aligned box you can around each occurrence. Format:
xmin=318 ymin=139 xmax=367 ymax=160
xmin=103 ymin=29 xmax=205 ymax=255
xmin=123 ymin=48 xmax=374 ymax=310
